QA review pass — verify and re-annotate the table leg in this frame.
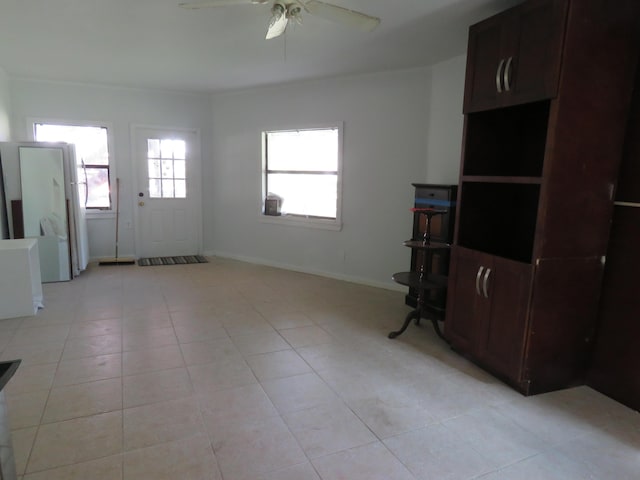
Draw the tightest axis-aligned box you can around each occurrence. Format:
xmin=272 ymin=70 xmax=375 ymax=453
xmin=388 ymin=309 xmax=420 ymax=339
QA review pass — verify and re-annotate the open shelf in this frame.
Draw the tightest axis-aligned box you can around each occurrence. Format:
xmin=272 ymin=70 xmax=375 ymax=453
xmin=457 ymin=181 xmax=540 ymax=263
xmin=463 ymin=101 xmax=550 ymax=177
xmin=403 ymin=240 xmax=451 ymax=250
xmin=392 ymin=272 xmax=449 ymax=290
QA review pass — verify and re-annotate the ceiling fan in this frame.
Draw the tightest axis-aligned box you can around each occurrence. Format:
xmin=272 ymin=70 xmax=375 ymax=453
xmin=178 ymin=0 xmax=381 ymax=40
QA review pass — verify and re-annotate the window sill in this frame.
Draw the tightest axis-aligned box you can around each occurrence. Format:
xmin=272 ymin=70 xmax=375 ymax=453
xmin=259 ymin=214 xmax=342 ymax=231
xmin=85 ymin=211 xmax=116 ymax=220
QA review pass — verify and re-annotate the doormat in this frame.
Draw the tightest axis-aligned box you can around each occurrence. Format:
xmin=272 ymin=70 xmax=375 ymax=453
xmin=137 ymin=255 xmax=208 ymax=266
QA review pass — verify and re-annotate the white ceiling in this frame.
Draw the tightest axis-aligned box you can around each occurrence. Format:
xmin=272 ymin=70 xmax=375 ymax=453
xmin=0 ymin=0 xmax=520 ymax=93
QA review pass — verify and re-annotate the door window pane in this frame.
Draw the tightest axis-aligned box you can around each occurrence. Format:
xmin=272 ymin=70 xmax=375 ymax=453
xmin=147 ymin=138 xmax=187 ymax=198
xmin=162 ymin=179 xmax=175 ymax=198
xmin=149 ymin=179 xmax=162 ymax=198
xmin=148 ymin=160 xmax=161 ymax=178
xmin=148 ymin=139 xmax=160 ymax=158
xmin=174 ymin=160 xmax=186 ymax=179
xmin=173 ymin=141 xmax=186 ymax=160
xmin=161 ymin=160 xmax=174 ymax=178
xmin=175 ymin=180 xmax=186 ymax=198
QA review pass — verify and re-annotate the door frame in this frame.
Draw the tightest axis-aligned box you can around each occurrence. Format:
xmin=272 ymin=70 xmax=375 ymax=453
xmin=130 ymin=124 xmax=203 ymax=259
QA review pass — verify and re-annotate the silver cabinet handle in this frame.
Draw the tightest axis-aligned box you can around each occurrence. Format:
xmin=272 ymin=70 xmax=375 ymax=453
xmin=503 ymin=56 xmax=513 ymax=92
xmin=496 ymin=58 xmax=505 ymax=93
xmin=475 ymin=266 xmax=485 ymax=296
xmin=482 ymin=268 xmax=492 ymax=298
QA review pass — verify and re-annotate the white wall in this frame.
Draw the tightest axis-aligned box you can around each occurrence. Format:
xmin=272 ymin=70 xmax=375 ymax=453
xmin=9 ymin=79 xmax=212 ymax=259
xmin=0 ymin=68 xmax=10 ymax=141
xmin=5 ymin=60 xmax=467 ymax=287
xmin=207 ymin=68 xmax=431 ymax=288
xmin=424 ymin=54 xmax=467 ymax=184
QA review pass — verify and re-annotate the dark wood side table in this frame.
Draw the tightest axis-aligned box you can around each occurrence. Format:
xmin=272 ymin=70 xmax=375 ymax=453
xmin=389 ymin=209 xmax=450 ymax=340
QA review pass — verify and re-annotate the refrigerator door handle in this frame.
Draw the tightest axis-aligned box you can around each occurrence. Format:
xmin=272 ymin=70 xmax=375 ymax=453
xmin=82 ymin=160 xmax=89 ymax=208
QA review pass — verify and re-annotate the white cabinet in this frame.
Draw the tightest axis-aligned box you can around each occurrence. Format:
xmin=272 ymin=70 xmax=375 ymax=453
xmin=0 ymin=239 xmax=43 ymax=319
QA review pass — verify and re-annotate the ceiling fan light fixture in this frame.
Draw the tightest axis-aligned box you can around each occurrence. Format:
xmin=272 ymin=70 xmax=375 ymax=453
xmin=178 ymin=0 xmax=269 ymax=9
xmin=178 ymin=0 xmax=381 ymax=39
xmin=266 ymin=1 xmax=288 ymax=39
xmin=271 ymin=1 xmax=285 ymax=17
xmin=304 ymin=0 xmax=380 ymax=32
xmin=287 ymin=4 xmax=303 ymax=24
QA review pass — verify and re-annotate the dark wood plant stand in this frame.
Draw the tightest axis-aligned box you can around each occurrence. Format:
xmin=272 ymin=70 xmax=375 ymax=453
xmin=389 ymin=209 xmax=450 ymax=340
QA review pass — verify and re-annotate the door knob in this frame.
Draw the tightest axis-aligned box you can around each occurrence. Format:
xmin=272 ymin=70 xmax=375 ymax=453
xmin=138 ymin=201 xmax=145 ymax=207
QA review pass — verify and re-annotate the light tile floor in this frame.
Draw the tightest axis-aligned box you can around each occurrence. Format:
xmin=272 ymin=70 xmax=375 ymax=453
xmin=1 ymin=257 xmax=639 ymax=479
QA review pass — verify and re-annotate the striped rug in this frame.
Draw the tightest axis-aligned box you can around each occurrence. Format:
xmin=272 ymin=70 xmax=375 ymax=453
xmin=137 ymin=255 xmax=208 ymax=266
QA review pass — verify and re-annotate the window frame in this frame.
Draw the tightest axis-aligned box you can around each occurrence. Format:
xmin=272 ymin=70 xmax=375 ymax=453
xmin=261 ymin=122 xmax=344 ymax=231
xmin=29 ymin=117 xmax=116 ymax=218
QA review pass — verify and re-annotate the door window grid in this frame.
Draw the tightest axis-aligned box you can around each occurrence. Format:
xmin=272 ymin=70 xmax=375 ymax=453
xmin=147 ymin=138 xmax=187 ymax=199
xmin=34 ymin=124 xmax=111 ymax=210
xmin=264 ymin=127 xmax=340 ymax=220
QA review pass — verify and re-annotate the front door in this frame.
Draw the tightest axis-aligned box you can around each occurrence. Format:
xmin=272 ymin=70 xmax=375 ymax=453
xmin=133 ymin=126 xmax=201 ymax=258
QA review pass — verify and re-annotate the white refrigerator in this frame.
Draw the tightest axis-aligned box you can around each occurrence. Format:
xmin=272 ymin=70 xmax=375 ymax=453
xmin=0 ymin=141 xmax=89 ymax=280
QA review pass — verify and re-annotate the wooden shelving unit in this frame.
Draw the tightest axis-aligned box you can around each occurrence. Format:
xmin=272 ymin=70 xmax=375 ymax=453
xmin=445 ymin=0 xmax=640 ymax=395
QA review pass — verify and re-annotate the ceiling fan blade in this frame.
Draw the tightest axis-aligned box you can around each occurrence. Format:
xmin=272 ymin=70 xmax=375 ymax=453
xmin=266 ymin=5 xmax=289 ymax=39
xmin=304 ymin=0 xmax=380 ymax=32
xmin=178 ymin=0 xmax=267 ymax=9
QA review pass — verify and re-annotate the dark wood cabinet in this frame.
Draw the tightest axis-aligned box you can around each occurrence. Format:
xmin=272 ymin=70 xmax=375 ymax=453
xmin=476 ymin=254 xmax=533 ymax=383
xmin=587 ymin=66 xmax=640 ymax=411
xmin=446 ymin=0 xmax=640 ymax=395
xmin=411 ymin=184 xmax=457 ymax=245
xmin=441 ymin=247 xmax=483 ymax=353
xmin=447 ymin=247 xmax=533 ymax=386
xmin=588 ymin=208 xmax=640 ymax=410
xmin=463 ymin=0 xmax=567 ymax=113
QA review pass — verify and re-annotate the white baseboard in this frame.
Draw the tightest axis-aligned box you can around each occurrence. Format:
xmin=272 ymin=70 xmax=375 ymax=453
xmin=89 ymin=254 xmax=136 ymax=263
xmin=203 ymin=249 xmax=405 ymax=293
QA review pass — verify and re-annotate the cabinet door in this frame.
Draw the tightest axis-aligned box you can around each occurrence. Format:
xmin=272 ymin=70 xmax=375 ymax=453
xmin=463 ymin=11 xmax=506 ymax=113
xmin=446 ymin=247 xmax=533 ymax=385
xmin=587 ymin=65 xmax=640 ymax=409
xmin=478 ymin=256 xmax=533 ymax=383
xmin=445 ymin=246 xmax=488 ymax=353
xmin=505 ymin=0 xmax=567 ymax=106
xmin=588 ymin=206 xmax=640 ymax=410
xmin=463 ymin=0 xmax=567 ymax=113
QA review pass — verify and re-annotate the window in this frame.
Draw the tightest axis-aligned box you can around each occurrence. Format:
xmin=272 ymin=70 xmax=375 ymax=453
xmin=147 ymin=138 xmax=187 ymax=198
xmin=263 ymin=125 xmax=342 ymax=227
xmin=34 ymin=123 xmax=111 ymax=210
